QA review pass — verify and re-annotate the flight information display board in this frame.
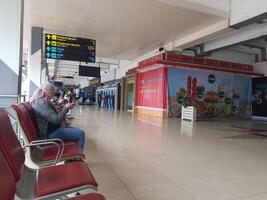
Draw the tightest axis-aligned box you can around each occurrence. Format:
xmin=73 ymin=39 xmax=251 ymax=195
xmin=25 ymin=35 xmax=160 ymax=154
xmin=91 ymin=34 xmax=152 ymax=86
xmin=45 ymin=34 xmax=96 ymax=63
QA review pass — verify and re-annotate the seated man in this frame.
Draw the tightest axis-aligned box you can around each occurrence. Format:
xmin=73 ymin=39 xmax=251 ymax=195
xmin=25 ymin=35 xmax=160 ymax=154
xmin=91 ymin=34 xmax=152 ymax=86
xmin=31 ymin=83 xmax=85 ymax=150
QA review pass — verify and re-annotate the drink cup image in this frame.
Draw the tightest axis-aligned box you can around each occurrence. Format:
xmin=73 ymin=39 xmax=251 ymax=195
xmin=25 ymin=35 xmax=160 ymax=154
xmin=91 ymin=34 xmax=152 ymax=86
xmin=252 ymin=94 xmax=258 ymax=102
xmin=256 ymin=98 xmax=262 ymax=105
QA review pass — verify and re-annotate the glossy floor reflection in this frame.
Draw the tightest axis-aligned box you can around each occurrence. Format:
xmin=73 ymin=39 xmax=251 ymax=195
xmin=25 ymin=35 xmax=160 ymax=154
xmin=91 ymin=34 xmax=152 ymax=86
xmin=72 ymin=106 xmax=267 ymax=200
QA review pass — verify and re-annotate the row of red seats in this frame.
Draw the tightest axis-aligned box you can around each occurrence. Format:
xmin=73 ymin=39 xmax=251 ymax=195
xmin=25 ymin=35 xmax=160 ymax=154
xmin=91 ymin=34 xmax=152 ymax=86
xmin=0 ymin=103 xmax=106 ymax=200
xmin=11 ymin=102 xmax=85 ymax=166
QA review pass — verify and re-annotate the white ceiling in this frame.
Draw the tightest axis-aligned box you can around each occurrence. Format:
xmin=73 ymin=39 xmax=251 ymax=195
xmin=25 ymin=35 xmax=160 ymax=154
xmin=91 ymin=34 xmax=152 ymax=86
xmin=23 ymin=0 xmax=229 ymax=60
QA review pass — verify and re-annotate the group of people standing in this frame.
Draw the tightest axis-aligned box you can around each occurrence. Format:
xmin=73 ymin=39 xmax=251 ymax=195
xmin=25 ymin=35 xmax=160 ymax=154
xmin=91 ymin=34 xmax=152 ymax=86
xmin=97 ymin=90 xmax=115 ymax=110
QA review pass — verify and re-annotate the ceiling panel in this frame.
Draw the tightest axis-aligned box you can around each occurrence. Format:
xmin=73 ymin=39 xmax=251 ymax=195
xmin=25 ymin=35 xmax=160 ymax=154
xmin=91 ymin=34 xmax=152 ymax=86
xmin=24 ymin=0 xmax=227 ymax=60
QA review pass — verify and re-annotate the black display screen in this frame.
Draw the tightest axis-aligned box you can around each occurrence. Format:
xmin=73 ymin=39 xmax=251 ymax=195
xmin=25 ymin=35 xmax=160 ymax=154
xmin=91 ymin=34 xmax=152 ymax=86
xmin=78 ymin=65 xmax=100 ymax=77
xmin=54 ymin=81 xmax=64 ymax=88
xmin=45 ymin=34 xmax=96 ymax=63
xmin=252 ymin=77 xmax=267 ymax=117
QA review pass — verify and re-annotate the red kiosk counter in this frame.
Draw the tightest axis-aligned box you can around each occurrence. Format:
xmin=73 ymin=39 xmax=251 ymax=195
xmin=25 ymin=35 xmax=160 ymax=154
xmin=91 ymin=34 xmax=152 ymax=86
xmin=128 ymin=53 xmax=263 ymax=118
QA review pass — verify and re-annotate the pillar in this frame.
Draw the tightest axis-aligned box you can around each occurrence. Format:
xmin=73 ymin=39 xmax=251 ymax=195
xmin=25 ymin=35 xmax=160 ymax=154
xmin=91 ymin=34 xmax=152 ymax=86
xmin=28 ymin=26 xmax=43 ymax=97
xmin=0 ymin=0 xmax=24 ymax=106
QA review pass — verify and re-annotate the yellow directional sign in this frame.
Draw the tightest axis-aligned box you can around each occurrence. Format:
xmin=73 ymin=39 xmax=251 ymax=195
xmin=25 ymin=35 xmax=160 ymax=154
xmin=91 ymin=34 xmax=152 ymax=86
xmin=45 ymin=33 xmax=96 ymax=62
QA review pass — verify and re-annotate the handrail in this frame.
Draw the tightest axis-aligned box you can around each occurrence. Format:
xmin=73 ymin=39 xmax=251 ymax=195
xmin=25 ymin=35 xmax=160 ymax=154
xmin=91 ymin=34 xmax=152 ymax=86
xmin=0 ymin=94 xmax=20 ymax=97
xmin=0 ymin=94 xmax=26 ymax=104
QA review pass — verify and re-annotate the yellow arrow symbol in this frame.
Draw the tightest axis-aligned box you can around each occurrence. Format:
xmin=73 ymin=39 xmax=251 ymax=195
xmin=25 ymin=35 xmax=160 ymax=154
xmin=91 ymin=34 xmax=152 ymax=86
xmin=46 ymin=35 xmax=51 ymax=39
xmin=46 ymin=41 xmax=51 ymax=45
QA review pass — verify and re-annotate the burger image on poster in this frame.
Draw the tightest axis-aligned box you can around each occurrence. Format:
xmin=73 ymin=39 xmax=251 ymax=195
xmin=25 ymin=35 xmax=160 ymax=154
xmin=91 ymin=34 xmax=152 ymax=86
xmin=196 ymin=86 xmax=205 ymax=100
xmin=176 ymin=87 xmax=187 ymax=105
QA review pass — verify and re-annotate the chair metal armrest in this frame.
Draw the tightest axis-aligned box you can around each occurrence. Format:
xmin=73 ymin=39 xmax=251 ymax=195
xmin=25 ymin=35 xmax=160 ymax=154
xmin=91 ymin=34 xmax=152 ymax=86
xmin=23 ymin=141 xmax=62 ymax=166
xmin=31 ymin=138 xmax=64 ymax=146
xmin=30 ymin=139 xmax=65 ymax=161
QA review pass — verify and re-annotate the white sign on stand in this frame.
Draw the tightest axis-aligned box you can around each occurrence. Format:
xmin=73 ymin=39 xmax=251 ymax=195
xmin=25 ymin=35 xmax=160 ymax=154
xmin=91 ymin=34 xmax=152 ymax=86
xmin=181 ymin=106 xmax=196 ymax=122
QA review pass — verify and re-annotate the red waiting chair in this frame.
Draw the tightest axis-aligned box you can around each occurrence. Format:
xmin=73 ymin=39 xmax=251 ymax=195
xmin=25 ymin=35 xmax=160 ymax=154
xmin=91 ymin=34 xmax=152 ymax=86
xmin=69 ymin=193 xmax=106 ymax=200
xmin=0 ymin=108 xmax=99 ymax=199
xmin=0 ymin=150 xmax=16 ymax=200
xmin=10 ymin=103 xmax=84 ymax=167
xmin=0 ymin=149 xmax=105 ymax=200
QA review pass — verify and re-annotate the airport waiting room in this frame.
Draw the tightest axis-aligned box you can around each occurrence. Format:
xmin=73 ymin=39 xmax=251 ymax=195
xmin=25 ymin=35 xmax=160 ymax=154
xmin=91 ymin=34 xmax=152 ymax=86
xmin=3 ymin=0 xmax=267 ymax=200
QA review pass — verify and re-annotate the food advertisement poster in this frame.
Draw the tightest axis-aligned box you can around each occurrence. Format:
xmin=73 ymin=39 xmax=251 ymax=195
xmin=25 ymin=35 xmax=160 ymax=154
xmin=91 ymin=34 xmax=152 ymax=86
xmin=168 ymin=67 xmax=251 ymax=118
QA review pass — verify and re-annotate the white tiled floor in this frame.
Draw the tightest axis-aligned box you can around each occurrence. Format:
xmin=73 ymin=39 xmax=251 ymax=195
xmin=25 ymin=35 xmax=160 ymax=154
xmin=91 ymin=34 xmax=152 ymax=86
xmin=72 ymin=106 xmax=267 ymax=200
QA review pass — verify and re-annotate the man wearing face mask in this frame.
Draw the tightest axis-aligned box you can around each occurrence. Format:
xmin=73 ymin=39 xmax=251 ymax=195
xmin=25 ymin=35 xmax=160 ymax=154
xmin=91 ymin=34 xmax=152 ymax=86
xmin=30 ymin=83 xmax=85 ymax=150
